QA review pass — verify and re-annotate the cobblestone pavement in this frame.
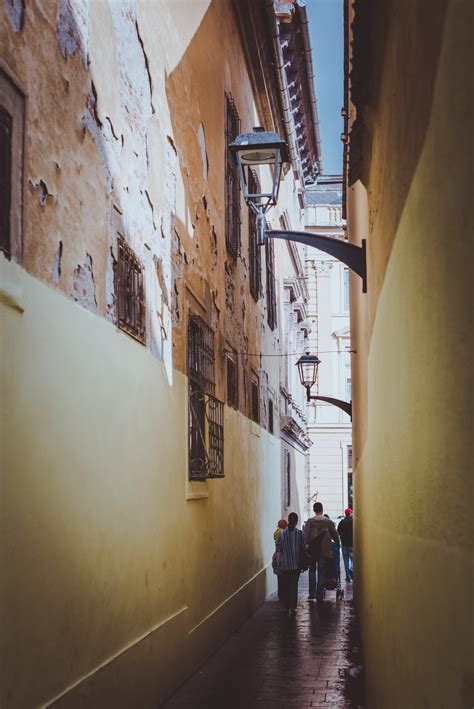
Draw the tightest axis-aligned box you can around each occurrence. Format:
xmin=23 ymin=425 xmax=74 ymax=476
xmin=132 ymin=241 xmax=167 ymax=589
xmin=161 ymin=574 xmax=366 ymax=708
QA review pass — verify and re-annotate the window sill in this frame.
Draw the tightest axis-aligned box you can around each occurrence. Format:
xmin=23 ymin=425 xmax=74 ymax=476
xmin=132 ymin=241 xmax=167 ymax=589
xmin=250 ymin=421 xmax=261 ymax=437
xmin=186 ymin=478 xmax=209 ymax=501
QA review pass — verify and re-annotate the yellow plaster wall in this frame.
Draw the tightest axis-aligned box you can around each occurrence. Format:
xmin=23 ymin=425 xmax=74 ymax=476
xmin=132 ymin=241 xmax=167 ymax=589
xmin=351 ymin=1 xmax=473 ymax=706
xmin=0 ymin=257 xmax=280 ymax=707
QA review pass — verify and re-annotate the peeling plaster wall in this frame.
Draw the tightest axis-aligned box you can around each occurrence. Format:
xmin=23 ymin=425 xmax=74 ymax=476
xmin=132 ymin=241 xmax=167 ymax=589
xmin=0 ymin=0 xmax=295 ymax=706
xmin=1 ymin=0 xmax=283 ymax=392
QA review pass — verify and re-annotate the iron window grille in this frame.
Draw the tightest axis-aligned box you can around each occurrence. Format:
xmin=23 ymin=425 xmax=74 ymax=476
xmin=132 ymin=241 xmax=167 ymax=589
xmin=251 ymin=370 xmax=260 ymax=424
xmin=226 ymin=352 xmax=238 ymax=409
xmin=248 ymin=169 xmax=261 ymax=300
xmin=188 ymin=315 xmax=224 ymax=479
xmin=225 ymin=94 xmax=241 ymax=257
xmin=265 ymin=236 xmax=277 ymax=330
xmin=116 ymin=238 xmax=146 ymax=344
xmin=0 ymin=107 xmax=12 ymax=258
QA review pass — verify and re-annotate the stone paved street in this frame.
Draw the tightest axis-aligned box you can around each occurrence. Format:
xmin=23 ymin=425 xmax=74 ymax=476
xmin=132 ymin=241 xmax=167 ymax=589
xmin=161 ymin=575 xmax=365 ymax=708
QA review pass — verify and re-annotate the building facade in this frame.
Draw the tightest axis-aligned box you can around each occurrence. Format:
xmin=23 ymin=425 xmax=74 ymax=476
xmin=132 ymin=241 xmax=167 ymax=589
xmin=344 ymin=0 xmax=472 ymax=706
xmin=304 ymin=176 xmax=352 ymax=522
xmin=276 ymin=228 xmax=312 ymax=522
xmin=0 ymin=1 xmax=320 ymax=706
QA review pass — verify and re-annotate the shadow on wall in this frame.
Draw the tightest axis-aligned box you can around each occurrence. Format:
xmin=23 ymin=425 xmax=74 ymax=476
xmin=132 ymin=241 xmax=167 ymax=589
xmin=351 ymin=0 xmax=448 ymax=294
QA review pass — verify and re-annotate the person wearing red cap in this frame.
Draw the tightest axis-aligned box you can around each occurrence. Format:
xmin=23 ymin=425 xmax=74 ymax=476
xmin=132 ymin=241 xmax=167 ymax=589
xmin=337 ymin=508 xmax=353 ymax=582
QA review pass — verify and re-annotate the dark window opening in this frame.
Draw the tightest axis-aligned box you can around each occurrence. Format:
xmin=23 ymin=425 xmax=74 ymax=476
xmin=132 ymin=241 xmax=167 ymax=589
xmin=188 ymin=315 xmax=224 ymax=479
xmin=0 ymin=107 xmax=12 ymax=258
xmin=265 ymin=236 xmax=277 ymax=329
xmin=0 ymin=71 xmax=25 ymax=264
xmin=284 ymin=449 xmax=291 ymax=508
xmin=226 ymin=353 xmax=238 ymax=409
xmin=225 ymin=94 xmax=241 ymax=257
xmin=251 ymin=371 xmax=260 ymax=423
xmin=268 ymin=397 xmax=274 ymax=434
xmin=348 ymin=472 xmax=353 ymax=510
xmin=248 ymin=169 xmax=261 ymax=300
xmin=116 ymin=238 xmax=146 ymax=344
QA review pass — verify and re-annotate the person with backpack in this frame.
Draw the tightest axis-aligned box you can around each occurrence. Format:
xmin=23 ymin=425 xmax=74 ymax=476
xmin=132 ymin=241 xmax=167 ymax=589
xmin=275 ymin=512 xmax=305 ymax=614
xmin=304 ymin=502 xmax=340 ymax=603
xmin=337 ymin=507 xmax=354 ymax=581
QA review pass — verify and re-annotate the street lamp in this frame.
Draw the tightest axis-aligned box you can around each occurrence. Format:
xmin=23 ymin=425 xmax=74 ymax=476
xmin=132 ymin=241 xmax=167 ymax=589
xmin=229 ymin=128 xmax=367 ymax=292
xmin=229 ymin=127 xmax=288 ymax=247
xmin=296 ymin=352 xmax=321 ymax=390
xmin=296 ymin=353 xmax=352 ymax=419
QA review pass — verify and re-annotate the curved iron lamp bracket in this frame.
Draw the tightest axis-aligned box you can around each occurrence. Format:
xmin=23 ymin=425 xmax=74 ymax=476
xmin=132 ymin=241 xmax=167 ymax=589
xmin=265 ymin=229 xmax=367 ymax=293
xmin=308 ymin=394 xmax=352 ymax=420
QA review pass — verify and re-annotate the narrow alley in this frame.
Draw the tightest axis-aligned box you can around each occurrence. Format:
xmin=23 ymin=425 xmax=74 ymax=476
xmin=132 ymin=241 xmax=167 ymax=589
xmin=1 ymin=0 xmax=471 ymax=706
xmin=162 ymin=577 xmax=365 ymax=709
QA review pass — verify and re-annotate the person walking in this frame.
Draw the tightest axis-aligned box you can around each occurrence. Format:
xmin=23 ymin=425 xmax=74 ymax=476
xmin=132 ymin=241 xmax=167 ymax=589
xmin=337 ymin=507 xmax=354 ymax=582
xmin=304 ymin=502 xmax=340 ymax=603
xmin=276 ymin=512 xmax=305 ymax=614
xmin=272 ymin=518 xmax=288 ymax=601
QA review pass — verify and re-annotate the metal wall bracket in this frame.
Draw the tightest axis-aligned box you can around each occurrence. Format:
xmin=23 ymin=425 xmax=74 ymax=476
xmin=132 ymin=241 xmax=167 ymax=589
xmin=308 ymin=395 xmax=352 ymax=420
xmin=265 ymin=229 xmax=367 ymax=293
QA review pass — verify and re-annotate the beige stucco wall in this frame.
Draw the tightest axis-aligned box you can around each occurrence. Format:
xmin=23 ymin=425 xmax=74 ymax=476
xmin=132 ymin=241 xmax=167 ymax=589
xmin=349 ymin=1 xmax=473 ymax=706
xmin=0 ymin=1 xmax=289 ymax=705
xmin=0 ymin=256 xmax=280 ymax=707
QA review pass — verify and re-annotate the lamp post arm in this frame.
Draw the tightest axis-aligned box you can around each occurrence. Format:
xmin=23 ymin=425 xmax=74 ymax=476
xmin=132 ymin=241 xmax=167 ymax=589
xmin=308 ymin=394 xmax=352 ymax=420
xmin=265 ymin=229 xmax=367 ymax=293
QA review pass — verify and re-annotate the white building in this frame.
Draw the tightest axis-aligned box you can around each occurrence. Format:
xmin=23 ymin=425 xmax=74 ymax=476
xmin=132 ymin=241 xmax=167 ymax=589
xmin=275 ymin=222 xmax=312 ymax=522
xmin=304 ymin=176 xmax=352 ymax=522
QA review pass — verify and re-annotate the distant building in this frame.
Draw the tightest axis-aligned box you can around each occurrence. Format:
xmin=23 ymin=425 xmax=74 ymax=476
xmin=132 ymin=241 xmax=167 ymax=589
xmin=276 ymin=228 xmax=313 ymax=522
xmin=304 ymin=176 xmax=352 ymax=522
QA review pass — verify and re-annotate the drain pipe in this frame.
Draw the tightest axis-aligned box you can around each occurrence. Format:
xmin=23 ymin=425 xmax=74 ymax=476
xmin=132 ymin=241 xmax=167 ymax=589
xmin=266 ymin=0 xmax=303 ymax=182
xmin=297 ymin=0 xmax=324 ymax=175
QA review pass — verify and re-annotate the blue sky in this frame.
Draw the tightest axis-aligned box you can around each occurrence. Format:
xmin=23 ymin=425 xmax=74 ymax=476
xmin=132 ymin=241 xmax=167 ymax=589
xmin=307 ymin=0 xmax=344 ymax=175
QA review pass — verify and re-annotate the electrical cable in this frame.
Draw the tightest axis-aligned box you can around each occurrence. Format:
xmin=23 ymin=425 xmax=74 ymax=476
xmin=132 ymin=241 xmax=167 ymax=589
xmin=222 ymin=349 xmax=355 ymax=357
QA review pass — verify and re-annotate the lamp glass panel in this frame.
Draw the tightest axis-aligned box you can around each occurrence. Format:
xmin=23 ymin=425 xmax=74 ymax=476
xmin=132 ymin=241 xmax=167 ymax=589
xmin=296 ymin=357 xmax=319 ymax=388
xmin=240 ymin=148 xmax=279 ymax=165
xmin=303 ymin=362 xmax=318 ymax=387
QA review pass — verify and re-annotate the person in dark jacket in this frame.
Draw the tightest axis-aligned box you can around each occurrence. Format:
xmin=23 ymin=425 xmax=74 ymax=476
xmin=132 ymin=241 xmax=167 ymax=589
xmin=337 ymin=508 xmax=353 ymax=581
xmin=304 ymin=502 xmax=340 ymax=602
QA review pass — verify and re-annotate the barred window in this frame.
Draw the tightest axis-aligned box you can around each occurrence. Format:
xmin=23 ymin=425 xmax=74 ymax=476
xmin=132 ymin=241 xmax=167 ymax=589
xmin=251 ymin=370 xmax=260 ymax=424
xmin=248 ymin=169 xmax=261 ymax=300
xmin=265 ymin=237 xmax=277 ymax=329
xmin=226 ymin=352 xmax=238 ymax=409
xmin=188 ymin=316 xmax=224 ymax=479
xmin=116 ymin=238 xmax=146 ymax=344
xmin=268 ymin=397 xmax=274 ymax=434
xmin=225 ymin=94 xmax=241 ymax=257
xmin=188 ymin=315 xmax=215 ymax=396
